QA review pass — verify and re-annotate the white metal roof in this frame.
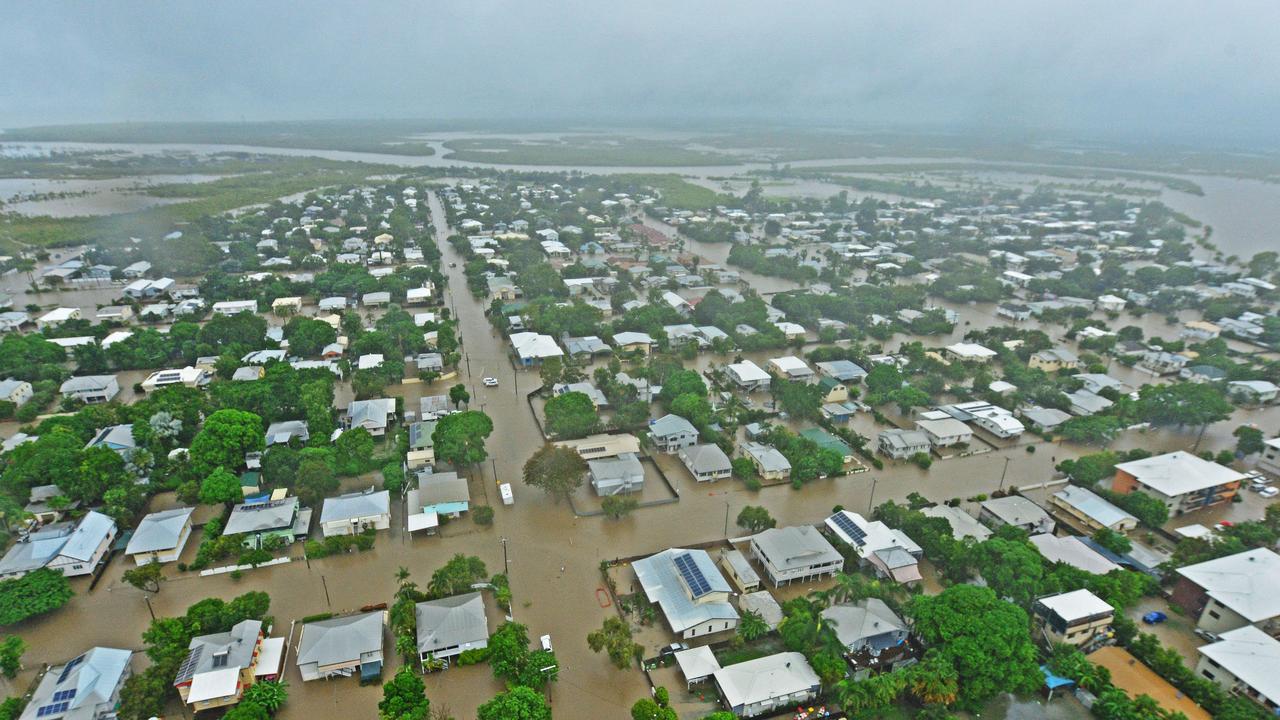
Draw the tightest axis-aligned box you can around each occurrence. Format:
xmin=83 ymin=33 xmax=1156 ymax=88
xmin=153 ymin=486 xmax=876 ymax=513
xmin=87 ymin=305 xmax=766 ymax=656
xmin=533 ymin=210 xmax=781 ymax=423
xmin=1197 ymin=626 xmax=1280 ymax=706
xmin=1115 ymin=451 xmax=1247 ymax=496
xmin=1176 ymin=548 xmax=1280 ymax=622
xmin=186 ymin=666 xmax=241 ymax=704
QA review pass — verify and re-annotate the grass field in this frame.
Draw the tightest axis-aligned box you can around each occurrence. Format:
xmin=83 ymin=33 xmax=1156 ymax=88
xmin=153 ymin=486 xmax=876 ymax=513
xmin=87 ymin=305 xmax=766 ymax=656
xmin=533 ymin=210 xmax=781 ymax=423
xmin=609 ymin=173 xmax=737 ymax=210
xmin=789 ymin=161 xmax=1205 ymax=195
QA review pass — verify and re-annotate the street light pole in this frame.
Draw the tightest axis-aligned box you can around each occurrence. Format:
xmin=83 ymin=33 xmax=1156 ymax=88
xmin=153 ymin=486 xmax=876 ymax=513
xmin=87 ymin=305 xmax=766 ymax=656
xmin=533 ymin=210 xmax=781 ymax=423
xmin=499 ymin=536 xmax=510 ymax=576
xmin=724 ymin=501 xmax=730 ymax=537
xmin=998 ymin=456 xmax=1011 ymax=491
xmin=867 ymin=476 xmax=878 ymax=513
xmin=143 ymin=595 xmax=155 ymax=621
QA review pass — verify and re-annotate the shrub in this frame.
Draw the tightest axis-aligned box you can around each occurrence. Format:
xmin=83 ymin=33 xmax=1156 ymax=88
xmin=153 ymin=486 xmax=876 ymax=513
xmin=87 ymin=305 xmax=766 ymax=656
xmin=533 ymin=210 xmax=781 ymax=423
xmin=457 ymin=647 xmax=491 ymax=665
xmin=472 ymin=506 xmax=495 ymax=526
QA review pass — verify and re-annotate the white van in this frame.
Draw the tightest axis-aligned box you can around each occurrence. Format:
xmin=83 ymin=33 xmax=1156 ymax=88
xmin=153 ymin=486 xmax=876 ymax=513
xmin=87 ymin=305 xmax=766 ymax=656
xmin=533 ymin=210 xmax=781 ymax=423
xmin=500 ymin=483 xmax=514 ymax=505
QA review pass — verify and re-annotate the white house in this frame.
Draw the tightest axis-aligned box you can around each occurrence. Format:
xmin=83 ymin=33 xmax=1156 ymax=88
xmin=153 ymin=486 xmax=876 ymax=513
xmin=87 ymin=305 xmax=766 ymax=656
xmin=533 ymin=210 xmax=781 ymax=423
xmin=319 ymin=488 xmax=391 ymax=537
xmin=125 ymin=507 xmax=195 ymax=565
xmin=0 ymin=379 xmax=33 ymax=407
xmin=0 ymin=511 xmax=117 ymax=579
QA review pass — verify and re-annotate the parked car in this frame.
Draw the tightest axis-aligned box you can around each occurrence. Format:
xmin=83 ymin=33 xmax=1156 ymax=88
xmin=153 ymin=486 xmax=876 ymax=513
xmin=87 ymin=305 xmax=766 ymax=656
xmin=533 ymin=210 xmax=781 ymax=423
xmin=483 ymin=377 xmax=499 ymax=387
xmin=540 ymin=634 xmax=553 ymax=652
xmin=1260 ymin=486 xmax=1279 ymax=498
xmin=1142 ymin=611 xmax=1168 ymax=624
xmin=659 ymin=642 xmax=688 ymax=658
xmin=1194 ymin=628 xmax=1221 ymax=643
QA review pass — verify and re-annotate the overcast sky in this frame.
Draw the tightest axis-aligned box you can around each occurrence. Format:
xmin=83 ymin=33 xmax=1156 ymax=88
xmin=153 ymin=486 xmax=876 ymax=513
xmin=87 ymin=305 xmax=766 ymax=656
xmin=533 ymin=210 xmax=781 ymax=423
xmin=2 ymin=1 xmax=1277 ymax=146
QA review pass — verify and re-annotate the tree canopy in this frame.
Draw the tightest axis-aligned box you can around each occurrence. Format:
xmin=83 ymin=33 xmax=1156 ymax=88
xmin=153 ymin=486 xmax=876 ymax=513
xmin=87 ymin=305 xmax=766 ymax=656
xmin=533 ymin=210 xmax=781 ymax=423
xmin=432 ymin=411 xmax=493 ymax=466
xmin=523 ymin=445 xmax=587 ymax=502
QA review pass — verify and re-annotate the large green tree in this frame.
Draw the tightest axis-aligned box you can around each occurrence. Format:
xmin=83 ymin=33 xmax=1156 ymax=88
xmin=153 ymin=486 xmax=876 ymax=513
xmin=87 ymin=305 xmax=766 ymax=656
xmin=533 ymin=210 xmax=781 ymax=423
xmin=522 ymin=445 xmax=587 ymax=502
xmin=378 ymin=666 xmax=430 ymax=720
xmin=586 ymin=617 xmax=642 ymax=669
xmin=477 ymin=686 xmax=551 ymax=720
xmin=489 ymin=622 xmax=558 ymax=690
xmin=190 ymin=409 xmax=265 ymax=476
xmin=544 ymin=391 xmax=600 ymax=439
xmin=907 ymin=584 xmax=1041 ymax=711
xmin=0 ymin=569 xmax=73 ymax=626
xmin=199 ymin=467 xmax=243 ymax=505
xmin=432 ymin=411 xmax=493 ymax=466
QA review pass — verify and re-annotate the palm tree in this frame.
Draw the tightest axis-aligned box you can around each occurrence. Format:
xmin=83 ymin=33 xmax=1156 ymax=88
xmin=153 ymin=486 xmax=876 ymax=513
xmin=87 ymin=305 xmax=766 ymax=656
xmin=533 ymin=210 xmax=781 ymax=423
xmin=395 ymin=566 xmax=410 ymax=585
xmin=736 ymin=609 xmax=769 ymax=642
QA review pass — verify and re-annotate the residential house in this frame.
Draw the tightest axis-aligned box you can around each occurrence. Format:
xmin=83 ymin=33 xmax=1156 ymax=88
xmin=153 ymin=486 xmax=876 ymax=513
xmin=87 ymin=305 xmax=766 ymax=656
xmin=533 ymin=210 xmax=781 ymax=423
xmin=610 ymin=331 xmax=655 ymax=356
xmin=944 ymin=342 xmax=997 ymax=363
xmin=552 ymin=382 xmax=608 ymax=408
xmin=59 ymin=375 xmax=120 ymax=404
xmin=822 ymin=599 xmax=914 ymax=678
xmin=1033 ymin=589 xmax=1114 ymax=648
xmin=740 ymin=442 xmax=791 ymax=481
xmin=767 ymin=356 xmax=814 ymax=381
xmin=406 ymin=471 xmax=471 ymax=533
xmin=345 ymin=398 xmax=397 ymax=436
xmin=1181 ymin=364 xmax=1228 ymax=384
xmin=712 ymin=652 xmax=820 ymax=719
xmin=553 ymin=433 xmax=640 ymax=461
xmin=0 ymin=511 xmax=116 ymax=579
xmin=36 ymin=307 xmax=81 ymax=331
xmin=406 ymin=421 xmax=437 ymax=471
xmin=85 ymin=423 xmax=137 ymax=458
xmin=915 ymin=417 xmax=972 ymax=448
xmin=1195 ymin=626 xmax=1280 ymax=714
xmin=296 ymin=611 xmax=386 ymax=682
xmin=125 ymin=507 xmax=195 ymax=565
xmin=1030 ymin=534 xmax=1121 ymax=575
xmin=921 ymin=505 xmax=992 ymax=541
xmin=588 ymin=453 xmax=645 ymax=495
xmin=23 ymin=485 xmax=78 ymax=526
xmin=20 ymin=647 xmax=132 ymax=720
xmin=1077 ymin=373 xmax=1130 ymax=397
xmin=415 ymin=593 xmax=489 ymax=665
xmin=223 ymin=497 xmax=309 ymax=550
xmin=979 ymin=495 xmax=1055 ymax=535
xmin=1023 ymin=406 xmax=1072 ymax=432
xmin=877 ymin=429 xmax=931 ymax=459
xmin=211 ymin=300 xmax=258 ymax=317
xmin=725 ymin=360 xmax=771 ymax=392
xmin=319 ymin=488 xmax=390 ymax=537
xmin=816 ymin=377 xmax=849 ymax=404
xmin=1050 ymin=485 xmax=1137 ymax=534
xmin=815 ymin=360 xmax=867 ymax=384
xmin=174 ymin=619 xmax=266 ymax=711
xmin=1066 ymin=389 xmax=1113 ymax=417
xmin=1228 ymin=380 xmax=1279 ymax=405
xmin=1111 ymin=451 xmax=1246 ymax=515
xmin=510 ymin=332 xmax=563 ymax=366
xmin=1171 ymin=548 xmax=1280 ymax=635
xmin=799 ymin=427 xmax=853 ymax=464
xmin=679 ymin=444 xmax=732 ymax=483
xmin=938 ymin=401 xmax=1025 ymax=439
xmin=141 ymin=366 xmax=211 ymax=393
xmin=632 ymin=548 xmax=739 ymax=640
xmin=1029 ymin=348 xmax=1081 ymax=372
xmin=718 ymin=549 xmax=761 ymax=593
xmin=0 ymin=379 xmax=33 ymax=407
xmin=1260 ymin=438 xmax=1280 ymax=477
xmin=265 ymin=420 xmax=309 ymax=446
xmin=1138 ymin=350 xmax=1189 ymax=376
xmin=824 ymin=510 xmax=923 ymax=584
xmin=749 ymin=526 xmax=843 ymax=587
xmin=648 ymin=414 xmax=698 ymax=453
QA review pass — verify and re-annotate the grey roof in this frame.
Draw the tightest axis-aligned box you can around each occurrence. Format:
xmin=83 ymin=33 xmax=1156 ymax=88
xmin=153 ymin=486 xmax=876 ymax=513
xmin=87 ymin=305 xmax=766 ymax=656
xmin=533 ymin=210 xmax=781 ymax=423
xmin=650 ymin=414 xmax=697 ymax=439
xmin=0 ymin=511 xmax=115 ymax=576
xmin=223 ymin=497 xmax=299 ymax=535
xmin=1052 ymin=485 xmax=1136 ymax=529
xmin=821 ymin=598 xmax=907 ymax=649
xmin=750 ymin=526 xmax=842 ymax=573
xmin=878 ymin=428 xmax=930 ymax=451
xmin=408 ymin=421 xmax=437 ymax=450
xmin=0 ymin=379 xmax=26 ymax=396
xmin=980 ymin=495 xmax=1051 ymax=527
xmin=1176 ymin=548 xmax=1280 ymax=623
xmin=681 ymin=444 xmax=731 ymax=474
xmin=713 ymin=652 xmax=820 ymax=710
xmin=588 ymin=453 xmax=643 ymax=483
xmin=741 ymin=442 xmax=792 ymax=473
xmin=412 ymin=471 xmax=470 ymax=507
xmin=320 ymin=488 xmax=390 ymax=524
xmin=126 ymin=507 xmax=194 ymax=555
xmin=737 ymin=590 xmax=783 ymax=630
xmin=60 ymin=375 xmax=118 ymax=394
xmin=415 ymin=593 xmax=488 ymax=654
xmin=86 ymin=424 xmax=136 ymax=452
xmin=815 ymin=360 xmax=868 ymax=381
xmin=265 ymin=420 xmax=309 ymax=445
xmin=633 ymin=548 xmax=738 ymax=634
xmin=1022 ymin=406 xmax=1071 ymax=429
xmin=174 ymin=619 xmax=263 ymax=684
xmin=297 ymin=611 xmax=384 ymax=668
xmin=21 ymin=647 xmax=132 ymax=720
xmin=347 ymin=398 xmax=396 ymax=429
xmin=563 ymin=336 xmax=610 ymax=355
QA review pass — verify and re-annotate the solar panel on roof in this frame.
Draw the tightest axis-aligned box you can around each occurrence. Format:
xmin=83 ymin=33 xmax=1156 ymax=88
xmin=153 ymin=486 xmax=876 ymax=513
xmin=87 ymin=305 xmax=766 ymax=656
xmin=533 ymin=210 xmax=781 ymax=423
xmin=673 ymin=552 xmax=713 ymax=598
xmin=51 ymin=689 xmax=76 ymax=702
xmin=830 ymin=513 xmax=868 ymax=547
xmin=36 ymin=701 xmax=70 ymax=717
xmin=56 ymin=655 xmax=84 ymax=683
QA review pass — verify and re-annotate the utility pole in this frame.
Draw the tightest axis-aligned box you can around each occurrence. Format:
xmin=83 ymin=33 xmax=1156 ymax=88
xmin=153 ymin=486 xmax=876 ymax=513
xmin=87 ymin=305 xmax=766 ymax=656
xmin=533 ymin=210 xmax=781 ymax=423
xmin=499 ymin=536 xmax=510 ymax=576
xmin=867 ymin=476 xmax=878 ymax=513
xmin=321 ymin=575 xmax=331 ymax=608
xmin=998 ymin=456 xmax=1012 ymax=492
xmin=724 ymin=501 xmax=730 ymax=537
xmin=143 ymin=595 xmax=155 ymax=621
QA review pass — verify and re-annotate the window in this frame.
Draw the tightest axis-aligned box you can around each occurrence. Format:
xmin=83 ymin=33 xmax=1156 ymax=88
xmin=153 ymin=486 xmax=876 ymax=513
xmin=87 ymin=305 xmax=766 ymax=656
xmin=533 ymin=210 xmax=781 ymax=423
xmin=1202 ymin=669 xmax=1215 ymax=680
xmin=1208 ymin=610 xmax=1220 ymax=620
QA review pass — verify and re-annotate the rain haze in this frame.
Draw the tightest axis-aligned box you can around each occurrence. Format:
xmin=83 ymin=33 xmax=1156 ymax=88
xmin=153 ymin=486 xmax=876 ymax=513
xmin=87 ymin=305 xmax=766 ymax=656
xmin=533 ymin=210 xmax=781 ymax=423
xmin=2 ymin=0 xmax=1279 ymax=145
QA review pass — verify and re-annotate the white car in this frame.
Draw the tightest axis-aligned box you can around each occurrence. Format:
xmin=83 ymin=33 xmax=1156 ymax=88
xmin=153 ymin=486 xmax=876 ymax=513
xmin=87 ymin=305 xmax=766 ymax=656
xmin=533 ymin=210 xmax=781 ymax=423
xmin=1259 ymin=486 xmax=1279 ymax=498
xmin=482 ymin=377 xmax=499 ymax=387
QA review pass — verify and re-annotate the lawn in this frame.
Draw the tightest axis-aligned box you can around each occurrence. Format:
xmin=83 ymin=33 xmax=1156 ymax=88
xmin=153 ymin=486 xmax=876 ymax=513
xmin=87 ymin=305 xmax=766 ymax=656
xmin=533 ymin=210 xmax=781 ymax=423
xmin=442 ymin=136 xmax=738 ymax=166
